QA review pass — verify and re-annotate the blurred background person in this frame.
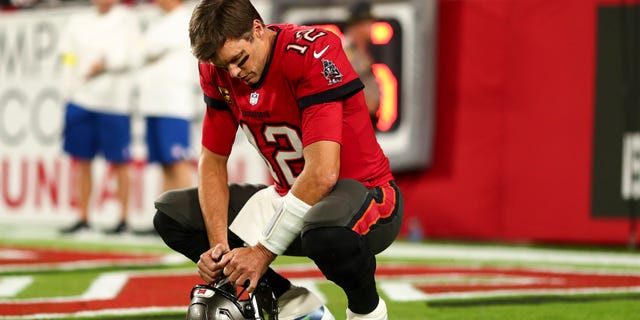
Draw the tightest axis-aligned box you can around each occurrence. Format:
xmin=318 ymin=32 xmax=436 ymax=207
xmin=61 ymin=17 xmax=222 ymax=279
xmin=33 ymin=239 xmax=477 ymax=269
xmin=343 ymin=0 xmax=381 ymax=125
xmin=135 ymin=0 xmax=197 ymax=195
xmin=58 ymin=0 xmax=140 ymax=235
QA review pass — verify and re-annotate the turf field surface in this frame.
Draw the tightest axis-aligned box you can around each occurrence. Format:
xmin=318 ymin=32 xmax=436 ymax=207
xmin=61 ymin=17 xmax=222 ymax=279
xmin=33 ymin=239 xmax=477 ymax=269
xmin=0 ymin=227 xmax=639 ymax=319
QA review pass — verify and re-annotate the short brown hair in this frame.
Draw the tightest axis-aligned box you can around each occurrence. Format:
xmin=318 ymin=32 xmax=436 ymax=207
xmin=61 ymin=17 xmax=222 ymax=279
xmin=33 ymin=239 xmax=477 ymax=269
xmin=189 ymin=0 xmax=264 ymax=62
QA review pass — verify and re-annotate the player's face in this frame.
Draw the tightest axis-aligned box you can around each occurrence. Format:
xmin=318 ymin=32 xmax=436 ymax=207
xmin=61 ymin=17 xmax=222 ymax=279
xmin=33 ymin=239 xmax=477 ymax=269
xmin=213 ymin=22 xmax=271 ymax=86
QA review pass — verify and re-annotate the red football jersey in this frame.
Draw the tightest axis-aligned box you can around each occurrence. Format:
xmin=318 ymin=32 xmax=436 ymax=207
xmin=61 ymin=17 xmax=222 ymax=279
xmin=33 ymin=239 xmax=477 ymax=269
xmin=200 ymin=24 xmax=393 ymax=194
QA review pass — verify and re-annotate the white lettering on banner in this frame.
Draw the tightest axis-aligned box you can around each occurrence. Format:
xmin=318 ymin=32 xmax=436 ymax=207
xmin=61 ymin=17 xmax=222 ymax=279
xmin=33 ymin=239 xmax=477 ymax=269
xmin=0 ymin=5 xmax=268 ymax=229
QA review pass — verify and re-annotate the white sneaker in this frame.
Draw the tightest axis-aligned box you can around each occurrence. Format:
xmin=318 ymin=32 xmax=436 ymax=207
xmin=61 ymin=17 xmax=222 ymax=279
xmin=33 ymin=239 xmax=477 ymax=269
xmin=346 ymin=297 xmax=387 ymax=320
xmin=278 ymin=285 xmax=335 ymax=320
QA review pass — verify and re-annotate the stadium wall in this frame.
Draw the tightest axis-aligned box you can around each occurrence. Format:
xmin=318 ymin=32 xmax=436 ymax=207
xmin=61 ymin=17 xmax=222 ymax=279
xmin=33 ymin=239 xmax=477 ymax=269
xmin=396 ymin=0 xmax=640 ymax=245
xmin=2 ymin=0 xmax=639 ymax=246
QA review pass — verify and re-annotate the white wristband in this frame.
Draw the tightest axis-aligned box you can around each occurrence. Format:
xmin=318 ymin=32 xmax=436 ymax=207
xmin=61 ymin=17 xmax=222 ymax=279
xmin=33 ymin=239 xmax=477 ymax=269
xmin=259 ymin=192 xmax=311 ymax=255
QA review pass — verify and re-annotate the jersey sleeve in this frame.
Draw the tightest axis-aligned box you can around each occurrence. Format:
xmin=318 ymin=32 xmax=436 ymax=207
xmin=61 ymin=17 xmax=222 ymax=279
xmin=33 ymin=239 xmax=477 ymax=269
xmin=198 ymin=63 xmax=238 ymax=156
xmin=288 ymin=28 xmax=364 ymax=109
xmin=300 ymin=100 xmax=343 ymax=147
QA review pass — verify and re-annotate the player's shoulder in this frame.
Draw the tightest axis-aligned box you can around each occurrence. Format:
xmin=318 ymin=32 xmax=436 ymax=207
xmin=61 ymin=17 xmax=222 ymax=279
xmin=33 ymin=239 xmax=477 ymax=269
xmin=198 ymin=61 xmax=215 ymax=78
xmin=198 ymin=62 xmax=228 ymax=84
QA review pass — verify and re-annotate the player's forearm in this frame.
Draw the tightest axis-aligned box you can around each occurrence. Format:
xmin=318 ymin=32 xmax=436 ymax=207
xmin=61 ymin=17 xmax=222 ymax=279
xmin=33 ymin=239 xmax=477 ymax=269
xmin=290 ymin=170 xmax=336 ymax=206
xmin=258 ymin=141 xmax=340 ymax=255
xmin=290 ymin=140 xmax=340 ymax=205
xmin=198 ymin=148 xmax=230 ymax=248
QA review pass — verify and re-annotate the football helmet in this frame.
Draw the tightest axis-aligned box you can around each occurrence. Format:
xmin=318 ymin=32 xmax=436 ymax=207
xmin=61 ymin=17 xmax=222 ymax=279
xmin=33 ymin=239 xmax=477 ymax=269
xmin=186 ymin=278 xmax=278 ymax=320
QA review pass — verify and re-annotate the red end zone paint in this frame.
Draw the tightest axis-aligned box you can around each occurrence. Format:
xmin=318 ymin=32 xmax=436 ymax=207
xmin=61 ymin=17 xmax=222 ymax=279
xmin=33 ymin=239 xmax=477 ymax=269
xmin=0 ymin=246 xmax=167 ymax=271
xmin=0 ymin=274 xmax=201 ymax=316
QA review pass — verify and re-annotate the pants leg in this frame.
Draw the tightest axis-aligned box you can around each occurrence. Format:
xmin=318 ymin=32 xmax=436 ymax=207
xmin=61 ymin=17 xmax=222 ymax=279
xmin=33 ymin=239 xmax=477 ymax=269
xmin=300 ymin=179 xmax=404 ymax=314
xmin=152 ymin=179 xmax=404 ymax=311
xmin=152 ymin=184 xmax=294 ymax=297
xmin=153 ymin=184 xmax=266 ymax=262
xmin=153 ymin=211 xmax=210 ymax=263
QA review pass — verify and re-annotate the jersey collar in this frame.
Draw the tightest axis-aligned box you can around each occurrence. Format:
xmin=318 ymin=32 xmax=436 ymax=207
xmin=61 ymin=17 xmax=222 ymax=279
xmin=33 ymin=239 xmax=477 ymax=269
xmin=250 ymin=25 xmax=281 ymax=89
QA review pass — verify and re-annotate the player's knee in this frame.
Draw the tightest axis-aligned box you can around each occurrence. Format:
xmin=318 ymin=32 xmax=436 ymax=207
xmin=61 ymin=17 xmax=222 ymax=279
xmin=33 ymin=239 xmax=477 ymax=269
xmin=302 ymin=227 xmax=356 ymax=260
xmin=153 ymin=210 xmax=187 ymax=251
xmin=153 ymin=187 xmax=205 ymax=231
xmin=154 ymin=187 xmax=197 ymax=216
xmin=301 ymin=227 xmax=375 ymax=288
xmin=153 ymin=210 xmax=172 ymax=240
xmin=302 ymin=179 xmax=369 ymax=232
xmin=153 ymin=210 xmax=207 ymax=263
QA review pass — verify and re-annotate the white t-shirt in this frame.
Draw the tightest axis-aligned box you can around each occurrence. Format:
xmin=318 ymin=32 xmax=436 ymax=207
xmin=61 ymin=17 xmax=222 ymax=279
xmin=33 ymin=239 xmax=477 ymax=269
xmin=59 ymin=6 xmax=140 ymax=114
xmin=135 ymin=5 xmax=198 ymax=119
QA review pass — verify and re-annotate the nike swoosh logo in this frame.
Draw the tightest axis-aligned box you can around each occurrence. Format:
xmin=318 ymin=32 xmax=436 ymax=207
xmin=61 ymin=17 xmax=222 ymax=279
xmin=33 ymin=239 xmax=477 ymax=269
xmin=313 ymin=45 xmax=330 ymax=59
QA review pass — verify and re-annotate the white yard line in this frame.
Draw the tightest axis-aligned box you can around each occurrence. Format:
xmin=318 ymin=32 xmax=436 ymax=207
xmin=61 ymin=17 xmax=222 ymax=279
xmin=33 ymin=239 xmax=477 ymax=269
xmin=379 ymin=242 xmax=640 ymax=267
xmin=378 ymin=275 xmax=640 ymax=302
xmin=0 ymin=272 xmax=128 ymax=304
xmin=0 ymin=277 xmax=32 ymax=298
xmin=0 ymin=249 xmax=36 ymax=260
xmin=380 ymin=282 xmax=430 ymax=301
xmin=290 ymin=278 xmax=329 ymax=303
xmin=81 ymin=273 xmax=129 ymax=300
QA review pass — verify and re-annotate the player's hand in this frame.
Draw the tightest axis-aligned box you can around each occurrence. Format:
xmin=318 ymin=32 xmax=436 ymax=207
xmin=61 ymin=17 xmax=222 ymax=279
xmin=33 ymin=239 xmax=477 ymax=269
xmin=197 ymin=244 xmax=229 ymax=284
xmin=220 ymin=244 xmax=276 ymax=292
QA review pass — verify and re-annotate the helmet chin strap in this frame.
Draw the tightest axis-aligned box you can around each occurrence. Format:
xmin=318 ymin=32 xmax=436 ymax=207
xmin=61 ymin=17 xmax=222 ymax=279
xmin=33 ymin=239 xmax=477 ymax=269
xmin=251 ymin=278 xmax=279 ymax=319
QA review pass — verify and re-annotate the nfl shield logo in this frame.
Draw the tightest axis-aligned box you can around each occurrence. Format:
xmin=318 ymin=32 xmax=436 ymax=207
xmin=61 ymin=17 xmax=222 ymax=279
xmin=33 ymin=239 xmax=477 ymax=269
xmin=249 ymin=92 xmax=259 ymax=105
